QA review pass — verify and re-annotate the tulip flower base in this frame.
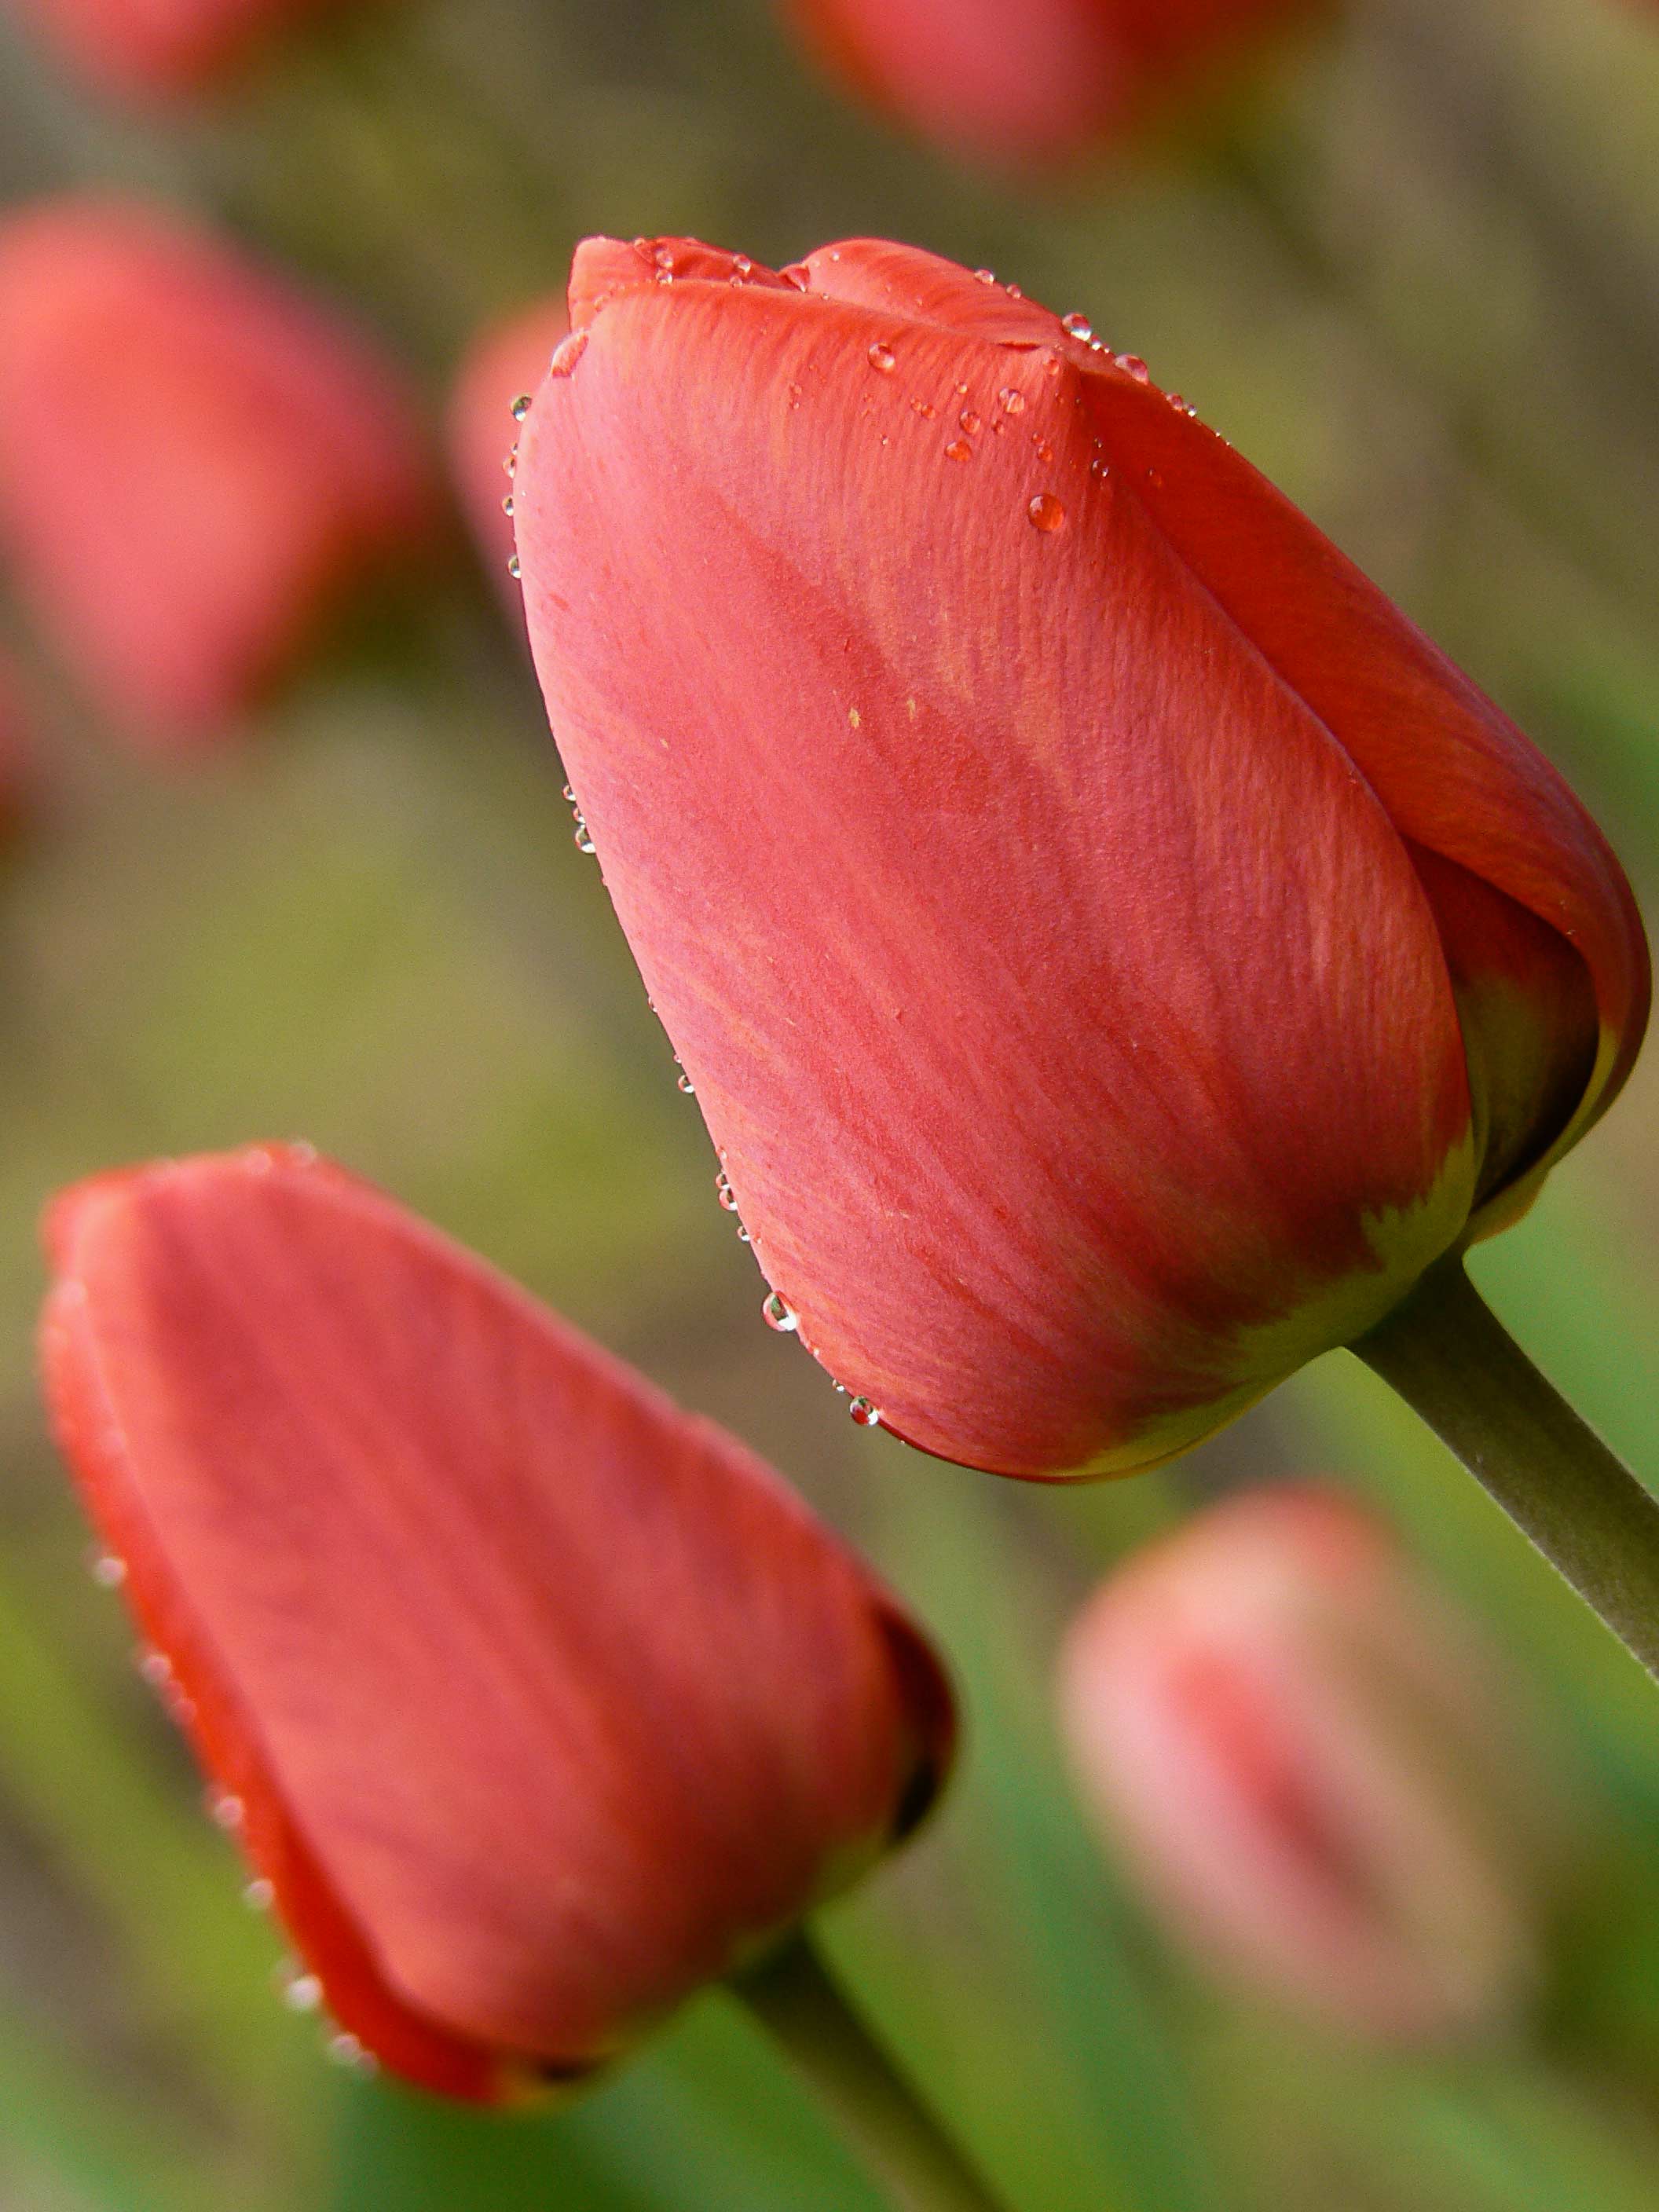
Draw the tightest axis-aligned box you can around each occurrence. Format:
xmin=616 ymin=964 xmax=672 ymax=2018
xmin=1355 ymin=1258 xmax=1659 ymax=1682
xmin=733 ymin=1933 xmax=1008 ymax=2212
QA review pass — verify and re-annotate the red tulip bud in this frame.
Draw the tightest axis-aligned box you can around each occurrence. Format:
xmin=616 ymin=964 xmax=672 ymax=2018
xmin=445 ymin=296 xmax=569 ymax=616
xmin=0 ymin=198 xmax=435 ymax=755
xmin=5 ymin=0 xmax=351 ymax=100
xmin=40 ymin=1148 xmax=953 ymax=2100
xmin=1058 ymin=1486 xmax=1550 ymax=2042
xmin=513 ymin=236 xmax=1648 ymax=1481
xmin=782 ymin=0 xmax=1317 ymax=167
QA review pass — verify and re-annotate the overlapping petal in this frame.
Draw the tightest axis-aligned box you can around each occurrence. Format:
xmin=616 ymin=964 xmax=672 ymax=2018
xmin=516 ymin=238 xmax=1484 ymax=1478
xmin=42 ymin=1147 xmax=951 ymax=2098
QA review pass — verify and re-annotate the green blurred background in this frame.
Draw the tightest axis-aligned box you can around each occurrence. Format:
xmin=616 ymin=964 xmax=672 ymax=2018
xmin=3 ymin=0 xmax=1659 ymax=2203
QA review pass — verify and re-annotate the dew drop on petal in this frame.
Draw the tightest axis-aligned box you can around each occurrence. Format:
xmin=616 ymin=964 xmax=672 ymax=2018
xmin=676 ymin=1072 xmax=695 ymax=1093
xmin=944 ymin=438 xmax=973 ymax=463
xmin=284 ymin=1973 xmax=324 ymax=2015
xmin=510 ymin=393 xmax=533 ymax=422
xmin=958 ymin=409 xmax=981 ymax=435
xmin=1117 ymin=354 xmax=1151 ymax=383
xmin=716 ymin=1172 xmax=738 ymax=1211
xmin=1060 ymin=312 xmax=1093 ymax=339
xmin=849 ymin=1397 xmax=882 ymax=1427
xmin=866 ymin=342 xmax=896 ymax=374
xmin=89 ymin=1551 xmax=126 ymax=1588
xmin=208 ymin=1789 xmax=246 ymax=1831
xmin=500 ymin=496 xmax=515 ymax=518
xmin=973 ymin=267 xmax=997 ymax=285
xmin=137 ymin=1647 xmax=171 ymax=1686
xmin=502 ymin=449 xmax=517 ymax=478
xmin=573 ymin=824 xmax=595 ymax=855
xmin=998 ymin=387 xmax=1026 ymax=416
xmin=911 ymin=399 xmax=936 ymax=419
xmin=244 ymin=1878 xmax=275 ymax=1912
xmin=548 ymin=329 xmax=588 ymax=379
xmin=1027 ymin=492 xmax=1067 ymax=533
xmin=507 ymin=554 xmax=522 ymax=580
xmin=736 ymin=1225 xmax=752 ymax=1243
xmin=762 ymin=1291 xmax=797 ymax=1333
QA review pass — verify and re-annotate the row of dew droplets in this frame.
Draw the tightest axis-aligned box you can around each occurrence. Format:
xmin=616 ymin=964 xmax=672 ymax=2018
xmin=81 ymin=1545 xmax=378 ymax=2075
xmin=500 ymin=325 xmax=591 ymax=585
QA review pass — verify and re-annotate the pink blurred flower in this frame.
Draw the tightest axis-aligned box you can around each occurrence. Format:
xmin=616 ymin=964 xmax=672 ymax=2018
xmin=1058 ymin=1485 xmax=1552 ymax=2042
xmin=0 ymin=197 xmax=436 ymax=756
xmin=5 ymin=0 xmax=351 ymax=101
xmin=782 ymin=0 xmax=1317 ymax=167
xmin=445 ymin=295 xmax=569 ymax=616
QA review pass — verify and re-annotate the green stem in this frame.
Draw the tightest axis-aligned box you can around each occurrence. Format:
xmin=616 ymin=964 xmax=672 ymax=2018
xmin=1355 ymin=1256 xmax=1659 ymax=1681
xmin=733 ymin=1932 xmax=1010 ymax=2212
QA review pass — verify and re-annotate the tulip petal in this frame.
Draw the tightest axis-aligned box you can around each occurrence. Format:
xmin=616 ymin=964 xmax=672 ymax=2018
xmin=517 ymin=244 xmax=1477 ymax=1478
xmin=1057 ymin=361 xmax=1650 ymax=1183
xmin=42 ymin=1148 xmax=950 ymax=2096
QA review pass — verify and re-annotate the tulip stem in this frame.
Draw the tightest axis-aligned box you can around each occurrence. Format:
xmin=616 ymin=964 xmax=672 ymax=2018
xmin=734 ymin=1932 xmax=1009 ymax=2212
xmin=1355 ymin=1256 xmax=1659 ymax=1682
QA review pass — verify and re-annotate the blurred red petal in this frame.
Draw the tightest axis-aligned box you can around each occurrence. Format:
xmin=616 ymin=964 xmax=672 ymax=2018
xmin=5 ymin=0 xmax=351 ymax=99
xmin=0 ymin=197 xmax=436 ymax=755
xmin=517 ymin=243 xmax=1479 ymax=1479
xmin=42 ymin=1148 xmax=950 ymax=2095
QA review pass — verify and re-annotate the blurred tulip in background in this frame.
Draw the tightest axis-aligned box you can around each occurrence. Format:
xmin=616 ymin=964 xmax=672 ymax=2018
xmin=2 ymin=0 xmax=352 ymax=101
xmin=0 ymin=197 xmax=436 ymax=756
xmin=513 ymin=233 xmax=1648 ymax=1484
xmin=41 ymin=1147 xmax=954 ymax=2100
xmin=780 ymin=0 xmax=1318 ymax=166
xmin=1058 ymin=1484 xmax=1553 ymax=2042
xmin=445 ymin=295 xmax=569 ymax=616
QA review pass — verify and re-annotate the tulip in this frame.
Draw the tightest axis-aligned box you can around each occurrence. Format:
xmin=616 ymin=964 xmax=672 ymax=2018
xmin=40 ymin=1146 xmax=953 ymax=2100
xmin=781 ymin=0 xmax=1316 ymax=167
xmin=445 ymin=295 xmax=569 ymax=617
xmin=4 ymin=0 xmax=348 ymax=101
xmin=1058 ymin=1485 xmax=1550 ymax=2041
xmin=513 ymin=235 xmax=1648 ymax=1485
xmin=0 ymin=198 xmax=435 ymax=755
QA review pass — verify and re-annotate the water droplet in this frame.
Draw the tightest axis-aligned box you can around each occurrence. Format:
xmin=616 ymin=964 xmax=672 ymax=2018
xmin=958 ymin=409 xmax=982 ymax=435
xmin=561 ymin=782 xmax=574 ymax=802
xmin=244 ymin=1878 xmax=274 ymax=1912
xmin=676 ymin=1072 xmax=695 ymax=1093
xmin=1005 ymin=282 xmax=1024 ymax=300
xmin=732 ymin=254 xmax=753 ymax=276
xmin=89 ymin=1551 xmax=126 ymax=1588
xmin=866 ymin=341 xmax=896 ymax=374
xmin=716 ymin=1173 xmax=738 ymax=1212
xmin=209 ymin=1789 xmax=245 ymax=1831
xmin=944 ymin=438 xmax=973 ymax=463
xmin=137 ymin=1647 xmax=171 ymax=1686
xmin=973 ymin=267 xmax=996 ymax=285
xmin=1042 ymin=355 xmax=1064 ymax=378
xmin=1117 ymin=354 xmax=1151 ymax=383
xmin=1060 ymin=312 xmax=1093 ymax=339
xmin=510 ymin=393 xmax=533 ymax=422
xmin=1033 ymin=439 xmax=1054 ymax=463
xmin=736 ymin=1225 xmax=752 ymax=1243
xmin=548 ymin=329 xmax=588 ymax=378
xmin=328 ymin=2031 xmax=375 ymax=2073
xmin=998 ymin=387 xmax=1026 ymax=416
xmin=502 ymin=449 xmax=517 ymax=478
xmin=849 ymin=1397 xmax=881 ymax=1427
xmin=653 ymin=245 xmax=676 ymax=271
xmin=1027 ymin=492 xmax=1066 ymax=533
xmin=500 ymin=495 xmax=515 ymax=518
xmin=506 ymin=554 xmax=522 ymax=580
xmin=762 ymin=1292 xmax=797 ymax=1333
xmin=911 ymin=399 xmax=936 ymax=419
xmin=573 ymin=823 xmax=595 ymax=855
xmin=284 ymin=1972 xmax=324 ymax=2014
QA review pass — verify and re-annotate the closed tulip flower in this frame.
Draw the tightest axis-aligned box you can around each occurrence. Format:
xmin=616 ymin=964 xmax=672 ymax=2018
xmin=782 ymin=0 xmax=1315 ymax=167
xmin=512 ymin=236 xmax=1647 ymax=1495
xmin=5 ymin=0 xmax=350 ymax=101
xmin=0 ymin=199 xmax=435 ymax=754
xmin=41 ymin=1147 xmax=953 ymax=2100
xmin=445 ymin=295 xmax=569 ymax=617
xmin=1058 ymin=1485 xmax=1551 ymax=2042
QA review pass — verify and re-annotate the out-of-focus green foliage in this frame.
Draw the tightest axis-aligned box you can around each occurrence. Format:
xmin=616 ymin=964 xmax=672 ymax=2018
xmin=2 ymin=0 xmax=1658 ymax=2204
